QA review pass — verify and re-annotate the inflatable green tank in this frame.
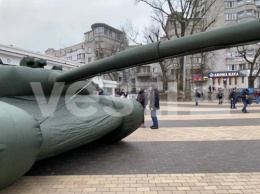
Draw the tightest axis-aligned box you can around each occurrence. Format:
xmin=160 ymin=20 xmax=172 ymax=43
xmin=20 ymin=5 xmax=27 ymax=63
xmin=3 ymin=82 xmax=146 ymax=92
xmin=0 ymin=20 xmax=260 ymax=189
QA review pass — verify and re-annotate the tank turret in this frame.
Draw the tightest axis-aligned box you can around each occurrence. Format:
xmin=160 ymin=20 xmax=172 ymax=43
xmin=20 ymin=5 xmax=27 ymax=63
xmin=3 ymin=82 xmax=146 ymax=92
xmin=20 ymin=56 xmax=47 ymax=68
xmin=0 ymin=20 xmax=260 ymax=189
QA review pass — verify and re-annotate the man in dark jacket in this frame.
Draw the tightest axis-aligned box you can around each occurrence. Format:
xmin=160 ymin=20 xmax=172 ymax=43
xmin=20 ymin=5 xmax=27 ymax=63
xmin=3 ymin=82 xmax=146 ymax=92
xmin=149 ymin=86 xmax=160 ymax=129
xmin=229 ymin=88 xmax=237 ymax=109
xmin=241 ymin=89 xmax=249 ymax=113
xmin=136 ymin=89 xmax=146 ymax=127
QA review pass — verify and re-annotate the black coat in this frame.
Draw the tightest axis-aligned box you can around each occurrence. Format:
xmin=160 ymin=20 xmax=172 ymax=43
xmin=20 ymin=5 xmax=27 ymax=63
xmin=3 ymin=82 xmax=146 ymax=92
xmin=229 ymin=90 xmax=236 ymax=99
xmin=136 ymin=90 xmax=146 ymax=108
xmin=149 ymin=89 xmax=160 ymax=110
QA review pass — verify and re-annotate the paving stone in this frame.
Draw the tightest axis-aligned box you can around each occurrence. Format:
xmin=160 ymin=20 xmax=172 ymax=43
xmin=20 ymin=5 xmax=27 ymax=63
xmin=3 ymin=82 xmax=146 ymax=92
xmin=1 ymin=102 xmax=260 ymax=194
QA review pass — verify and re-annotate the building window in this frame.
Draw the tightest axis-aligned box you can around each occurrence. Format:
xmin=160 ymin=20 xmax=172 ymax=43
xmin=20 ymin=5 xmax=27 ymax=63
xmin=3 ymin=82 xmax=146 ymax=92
xmin=193 ymin=57 xmax=201 ymax=63
xmin=227 ymin=51 xmax=237 ymax=58
xmin=153 ymin=67 xmax=157 ymax=73
xmin=112 ymin=31 xmax=116 ymax=38
xmin=237 ymin=10 xmax=244 ymax=18
xmin=88 ymin=57 xmax=91 ymax=63
xmin=87 ymin=47 xmax=91 ymax=54
xmin=98 ymin=27 xmax=104 ymax=33
xmin=231 ymin=64 xmax=235 ymax=70
xmin=81 ymin=53 xmax=85 ymax=59
xmin=247 ymin=49 xmax=254 ymax=56
xmin=226 ymin=13 xmax=237 ymax=20
xmin=104 ymin=28 xmax=109 ymax=35
xmin=77 ymin=54 xmax=81 ymax=59
xmin=239 ymin=63 xmax=246 ymax=70
xmin=218 ymin=78 xmax=221 ymax=85
xmin=235 ymin=77 xmax=237 ymax=85
xmin=153 ymin=78 xmax=157 ymax=82
xmin=237 ymin=0 xmax=243 ymax=5
xmin=256 ymin=0 xmax=260 ymax=6
xmin=229 ymin=77 xmax=232 ymax=85
xmin=246 ymin=9 xmax=253 ymax=15
xmin=87 ymin=32 xmax=93 ymax=41
xmin=226 ymin=1 xmax=235 ymax=8
xmin=171 ymin=69 xmax=174 ymax=75
xmin=242 ymin=77 xmax=244 ymax=83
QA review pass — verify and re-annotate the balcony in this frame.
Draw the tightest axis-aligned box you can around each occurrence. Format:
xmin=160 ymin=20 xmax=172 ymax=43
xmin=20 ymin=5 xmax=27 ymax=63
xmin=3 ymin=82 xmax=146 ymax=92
xmin=135 ymin=71 xmax=152 ymax=77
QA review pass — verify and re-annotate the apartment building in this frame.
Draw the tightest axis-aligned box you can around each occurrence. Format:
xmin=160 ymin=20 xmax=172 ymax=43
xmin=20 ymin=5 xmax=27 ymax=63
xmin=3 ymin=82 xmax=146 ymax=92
xmin=46 ymin=23 xmax=128 ymax=64
xmin=222 ymin=0 xmax=260 ymax=89
xmin=45 ymin=23 xmax=128 ymax=95
xmin=163 ymin=0 xmax=260 ymax=95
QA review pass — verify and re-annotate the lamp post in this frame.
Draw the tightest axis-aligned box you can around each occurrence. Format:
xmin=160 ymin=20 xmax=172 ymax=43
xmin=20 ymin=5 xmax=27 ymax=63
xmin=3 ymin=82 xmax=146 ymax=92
xmin=183 ymin=56 xmax=186 ymax=100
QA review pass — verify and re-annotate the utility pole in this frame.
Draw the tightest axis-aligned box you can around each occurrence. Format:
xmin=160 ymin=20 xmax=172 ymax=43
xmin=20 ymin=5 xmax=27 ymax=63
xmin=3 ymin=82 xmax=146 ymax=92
xmin=183 ymin=56 xmax=186 ymax=100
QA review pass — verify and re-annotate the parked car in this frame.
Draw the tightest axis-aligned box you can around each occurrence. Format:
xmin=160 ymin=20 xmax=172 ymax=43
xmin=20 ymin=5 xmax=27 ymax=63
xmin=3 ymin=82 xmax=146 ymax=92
xmin=232 ymin=88 xmax=256 ymax=102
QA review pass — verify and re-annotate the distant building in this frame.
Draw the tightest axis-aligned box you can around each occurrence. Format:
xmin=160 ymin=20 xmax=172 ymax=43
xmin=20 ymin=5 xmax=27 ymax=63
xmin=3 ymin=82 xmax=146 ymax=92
xmin=0 ymin=43 xmax=80 ymax=70
xmin=163 ymin=0 xmax=260 ymax=95
xmin=45 ymin=23 xmax=129 ymax=95
xmin=46 ymin=23 xmax=128 ymax=65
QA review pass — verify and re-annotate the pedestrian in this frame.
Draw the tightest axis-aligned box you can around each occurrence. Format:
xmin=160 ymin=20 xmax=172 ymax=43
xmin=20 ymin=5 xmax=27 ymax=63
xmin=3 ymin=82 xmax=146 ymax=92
xmin=254 ymin=89 xmax=259 ymax=104
xmin=241 ymin=88 xmax=249 ymax=113
xmin=258 ymin=90 xmax=260 ymax=104
xmin=208 ymin=85 xmax=212 ymax=92
xmin=149 ymin=85 xmax=160 ymax=129
xmin=229 ymin=88 xmax=236 ymax=109
xmin=120 ymin=89 xmax=127 ymax=98
xmin=217 ymin=88 xmax=224 ymax=104
xmin=194 ymin=89 xmax=201 ymax=106
xmin=212 ymin=86 xmax=216 ymax=91
xmin=98 ymin=88 xmax=104 ymax=95
xmin=136 ymin=88 xmax=146 ymax=128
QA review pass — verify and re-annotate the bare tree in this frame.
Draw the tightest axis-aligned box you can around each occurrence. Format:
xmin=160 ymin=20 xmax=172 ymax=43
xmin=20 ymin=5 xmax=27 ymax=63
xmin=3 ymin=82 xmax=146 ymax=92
xmin=237 ymin=44 xmax=260 ymax=88
xmin=121 ymin=19 xmax=142 ymax=45
xmin=94 ymin=36 xmax=128 ymax=81
xmin=135 ymin=0 xmax=221 ymax=94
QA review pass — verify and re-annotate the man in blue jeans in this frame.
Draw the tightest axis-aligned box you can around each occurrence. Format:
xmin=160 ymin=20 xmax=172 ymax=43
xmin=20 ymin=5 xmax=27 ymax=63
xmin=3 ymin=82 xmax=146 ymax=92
xmin=149 ymin=85 xmax=160 ymax=129
xmin=229 ymin=88 xmax=237 ymax=109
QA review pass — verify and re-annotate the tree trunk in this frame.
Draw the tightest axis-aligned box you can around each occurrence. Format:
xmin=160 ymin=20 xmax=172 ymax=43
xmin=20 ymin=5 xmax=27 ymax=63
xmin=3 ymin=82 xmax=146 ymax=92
xmin=248 ymin=76 xmax=255 ymax=88
xmin=177 ymin=57 xmax=184 ymax=96
xmin=159 ymin=61 xmax=168 ymax=92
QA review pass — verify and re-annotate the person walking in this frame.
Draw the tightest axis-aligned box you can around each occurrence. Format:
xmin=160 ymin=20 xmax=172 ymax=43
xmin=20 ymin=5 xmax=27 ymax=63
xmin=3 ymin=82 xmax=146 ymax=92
xmin=254 ymin=89 xmax=259 ymax=104
xmin=217 ymin=88 xmax=224 ymax=104
xmin=241 ymin=88 xmax=249 ymax=113
xmin=149 ymin=85 xmax=160 ymax=129
xmin=136 ymin=89 xmax=146 ymax=128
xmin=194 ymin=89 xmax=201 ymax=106
xmin=208 ymin=85 xmax=212 ymax=93
xmin=258 ymin=90 xmax=260 ymax=104
xmin=229 ymin=88 xmax=236 ymax=109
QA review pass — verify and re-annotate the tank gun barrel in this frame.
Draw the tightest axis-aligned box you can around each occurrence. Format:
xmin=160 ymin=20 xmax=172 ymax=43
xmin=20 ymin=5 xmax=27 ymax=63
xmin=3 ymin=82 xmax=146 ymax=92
xmin=56 ymin=20 xmax=260 ymax=84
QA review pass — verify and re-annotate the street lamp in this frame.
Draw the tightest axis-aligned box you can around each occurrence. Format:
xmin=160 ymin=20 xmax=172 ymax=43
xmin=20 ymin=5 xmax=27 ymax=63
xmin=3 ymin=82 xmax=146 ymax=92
xmin=183 ymin=55 xmax=186 ymax=99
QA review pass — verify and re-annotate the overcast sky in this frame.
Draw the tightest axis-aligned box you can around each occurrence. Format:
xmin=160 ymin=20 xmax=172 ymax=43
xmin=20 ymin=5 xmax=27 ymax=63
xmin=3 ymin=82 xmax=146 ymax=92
xmin=0 ymin=0 xmax=152 ymax=54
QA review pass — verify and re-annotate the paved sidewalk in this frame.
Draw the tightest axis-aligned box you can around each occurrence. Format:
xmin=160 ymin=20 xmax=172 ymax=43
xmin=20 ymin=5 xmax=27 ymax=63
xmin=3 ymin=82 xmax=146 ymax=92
xmin=1 ymin=101 xmax=260 ymax=194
